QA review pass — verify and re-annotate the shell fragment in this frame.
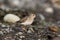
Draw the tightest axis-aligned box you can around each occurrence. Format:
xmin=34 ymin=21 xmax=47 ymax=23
xmin=3 ymin=14 xmax=20 ymax=23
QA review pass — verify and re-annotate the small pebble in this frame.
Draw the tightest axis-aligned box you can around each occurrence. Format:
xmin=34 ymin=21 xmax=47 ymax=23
xmin=8 ymin=0 xmax=20 ymax=7
xmin=20 ymin=36 xmax=25 ymax=38
xmin=49 ymin=25 xmax=59 ymax=32
xmin=27 ymin=29 xmax=32 ymax=33
xmin=39 ymin=14 xmax=45 ymax=21
xmin=18 ymin=32 xmax=23 ymax=35
xmin=3 ymin=14 xmax=20 ymax=23
xmin=16 ymin=32 xmax=23 ymax=35
xmin=0 ymin=31 xmax=3 ymax=35
xmin=1 ymin=24 xmax=6 ymax=27
xmin=51 ymin=37 xmax=60 ymax=40
xmin=38 ymin=39 xmax=41 ymax=40
xmin=57 ymin=35 xmax=60 ymax=36
xmin=45 ymin=7 xmax=54 ymax=13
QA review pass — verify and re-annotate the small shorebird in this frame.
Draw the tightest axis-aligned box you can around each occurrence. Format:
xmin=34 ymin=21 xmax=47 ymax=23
xmin=20 ymin=13 xmax=36 ymax=25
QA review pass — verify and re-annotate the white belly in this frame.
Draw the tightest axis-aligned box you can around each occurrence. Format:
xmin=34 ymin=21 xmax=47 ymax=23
xmin=21 ymin=20 xmax=33 ymax=25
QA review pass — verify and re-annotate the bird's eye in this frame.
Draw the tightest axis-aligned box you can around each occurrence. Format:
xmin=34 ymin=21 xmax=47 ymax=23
xmin=32 ymin=14 xmax=35 ymax=16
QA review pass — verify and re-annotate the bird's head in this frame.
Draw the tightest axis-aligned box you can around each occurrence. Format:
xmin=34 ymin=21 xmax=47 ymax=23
xmin=30 ymin=13 xmax=36 ymax=18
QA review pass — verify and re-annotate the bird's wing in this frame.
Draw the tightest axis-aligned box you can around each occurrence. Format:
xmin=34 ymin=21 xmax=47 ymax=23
xmin=20 ymin=16 xmax=28 ymax=22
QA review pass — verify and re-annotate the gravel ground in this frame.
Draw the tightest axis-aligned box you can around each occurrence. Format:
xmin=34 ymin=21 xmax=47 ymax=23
xmin=0 ymin=0 xmax=60 ymax=40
